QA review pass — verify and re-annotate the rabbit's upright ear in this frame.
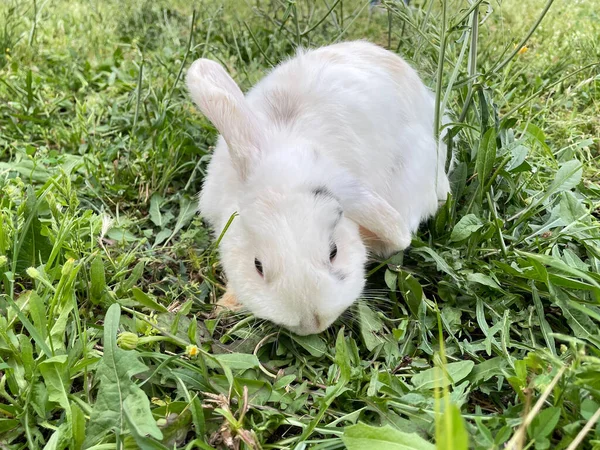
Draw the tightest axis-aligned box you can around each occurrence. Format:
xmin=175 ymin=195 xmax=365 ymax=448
xmin=330 ymin=174 xmax=411 ymax=256
xmin=186 ymin=58 xmax=261 ymax=179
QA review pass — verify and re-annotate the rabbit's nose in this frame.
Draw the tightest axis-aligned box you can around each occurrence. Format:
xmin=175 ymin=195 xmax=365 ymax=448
xmin=312 ymin=313 xmax=322 ymax=330
xmin=304 ymin=313 xmax=324 ymax=332
xmin=289 ymin=313 xmax=326 ymax=336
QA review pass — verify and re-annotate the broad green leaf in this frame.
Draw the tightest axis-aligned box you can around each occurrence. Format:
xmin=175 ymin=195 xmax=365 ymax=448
xmin=123 ymin=389 xmax=163 ymax=441
xmin=468 ymin=357 xmax=508 ymax=384
xmin=547 ymin=160 xmax=582 ymax=195
xmin=153 ymin=228 xmax=172 ymax=247
xmin=436 ymin=402 xmax=469 ymax=450
xmin=561 ymin=248 xmax=589 ymax=272
xmin=440 ymin=307 xmax=462 ymax=334
xmin=519 ymin=251 xmax=600 ymax=290
xmin=28 ymin=291 xmax=48 ymax=341
xmin=18 ymin=332 xmax=35 ymax=378
xmin=475 ymin=417 xmax=494 ymax=445
xmin=131 ymin=287 xmax=168 ymax=313
xmin=0 ymin=419 xmax=19 ymax=434
xmin=31 ymin=383 xmax=49 ymax=418
xmin=506 ymin=144 xmax=529 ymax=171
xmin=343 ymin=422 xmax=435 ymax=450
xmin=567 ymin=301 xmax=600 ymax=324
xmin=466 ymin=273 xmax=501 ymax=290
xmin=412 ymin=361 xmax=475 ymax=390
xmin=292 ymin=334 xmax=327 ymax=357
xmin=49 ymin=296 xmax=75 ymax=353
xmin=167 ymin=368 xmax=211 ymax=392
xmin=548 ymin=280 xmax=599 ymax=306
xmin=528 ymin=406 xmax=561 ymax=440
xmin=210 ymin=353 xmax=260 ymax=371
xmin=39 ymin=355 xmax=72 ymax=418
xmin=559 ymin=191 xmax=587 ymax=224
xmin=71 ymin=403 xmax=85 ymax=450
xmin=13 ymin=186 xmax=53 ymax=274
xmin=398 ymin=272 xmax=424 ymax=317
xmin=554 ymin=294 xmax=598 ymax=341
xmin=83 ymin=303 xmax=155 ymax=448
xmin=519 ymin=160 xmax=584 ymax=222
xmin=495 ymin=426 xmax=512 ymax=446
xmin=358 ymin=302 xmax=384 ymax=351
xmin=43 ymin=427 xmax=65 ymax=450
xmin=384 ymin=269 xmax=398 ymax=291
xmin=106 ymin=227 xmax=138 ymax=242
xmin=273 ymin=374 xmax=297 ymax=390
xmin=451 ymin=214 xmax=483 ymax=242
xmin=0 ymin=155 xmax=81 ymax=183
xmin=119 ymin=260 xmax=145 ymax=294
xmin=335 ymin=329 xmax=352 ymax=382
xmin=123 ymin=434 xmax=170 ymax=450
xmin=187 ymin=316 xmax=198 ymax=344
xmin=149 ymin=194 xmax=164 ymax=227
xmin=581 ymin=398 xmax=600 ymax=420
xmin=0 ymin=160 xmax=51 ymax=182
xmin=190 ymin=397 xmax=207 ymax=441
xmin=43 ymin=423 xmax=69 ymax=450
xmin=6 ymin=354 xmax=26 ymax=392
xmin=524 ymin=123 xmax=552 ymax=157
xmin=412 ymin=247 xmax=460 ymax=281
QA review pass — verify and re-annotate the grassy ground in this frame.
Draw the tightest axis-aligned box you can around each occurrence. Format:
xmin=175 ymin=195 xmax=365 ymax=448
xmin=1 ymin=0 xmax=599 ymax=449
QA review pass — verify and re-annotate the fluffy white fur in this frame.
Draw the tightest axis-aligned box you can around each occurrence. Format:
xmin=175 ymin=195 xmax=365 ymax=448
xmin=186 ymin=41 xmax=451 ymax=335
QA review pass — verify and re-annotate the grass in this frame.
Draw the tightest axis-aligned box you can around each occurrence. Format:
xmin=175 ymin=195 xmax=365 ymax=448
xmin=1 ymin=0 xmax=599 ymax=448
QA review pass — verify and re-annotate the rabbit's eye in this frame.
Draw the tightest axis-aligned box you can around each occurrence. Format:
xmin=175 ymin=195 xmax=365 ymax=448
xmin=254 ymin=258 xmax=264 ymax=277
xmin=329 ymin=244 xmax=338 ymax=262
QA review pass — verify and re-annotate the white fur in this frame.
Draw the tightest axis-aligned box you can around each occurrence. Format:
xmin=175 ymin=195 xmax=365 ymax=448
xmin=186 ymin=41 xmax=451 ymax=335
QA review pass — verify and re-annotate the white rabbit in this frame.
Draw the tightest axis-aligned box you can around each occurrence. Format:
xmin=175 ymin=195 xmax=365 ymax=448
xmin=186 ymin=40 xmax=450 ymax=335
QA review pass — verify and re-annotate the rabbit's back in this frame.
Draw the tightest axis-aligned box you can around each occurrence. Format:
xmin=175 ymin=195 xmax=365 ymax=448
xmin=199 ymin=41 xmax=449 ymax=236
xmin=245 ymin=40 xmax=448 ymax=231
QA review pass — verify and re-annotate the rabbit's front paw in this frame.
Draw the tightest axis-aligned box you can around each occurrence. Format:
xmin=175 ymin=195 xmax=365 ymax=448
xmin=215 ymin=288 xmax=242 ymax=313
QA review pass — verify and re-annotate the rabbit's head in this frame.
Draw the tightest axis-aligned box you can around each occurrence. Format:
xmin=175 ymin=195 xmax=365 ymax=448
xmin=229 ymin=178 xmax=368 ymax=335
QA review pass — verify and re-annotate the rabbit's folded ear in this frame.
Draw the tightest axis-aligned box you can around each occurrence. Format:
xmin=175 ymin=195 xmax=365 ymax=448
xmin=330 ymin=175 xmax=411 ymax=256
xmin=186 ymin=58 xmax=262 ymax=179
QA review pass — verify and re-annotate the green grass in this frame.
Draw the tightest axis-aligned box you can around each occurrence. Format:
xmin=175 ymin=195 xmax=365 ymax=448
xmin=1 ymin=0 xmax=600 ymax=449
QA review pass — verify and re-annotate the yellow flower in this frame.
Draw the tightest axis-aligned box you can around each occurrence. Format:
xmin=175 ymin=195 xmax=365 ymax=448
xmin=186 ymin=345 xmax=199 ymax=358
xmin=518 ymin=45 xmax=529 ymax=55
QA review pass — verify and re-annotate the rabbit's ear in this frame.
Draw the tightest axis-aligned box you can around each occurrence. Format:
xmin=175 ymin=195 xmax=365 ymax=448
xmin=330 ymin=174 xmax=411 ymax=256
xmin=186 ymin=58 xmax=261 ymax=179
